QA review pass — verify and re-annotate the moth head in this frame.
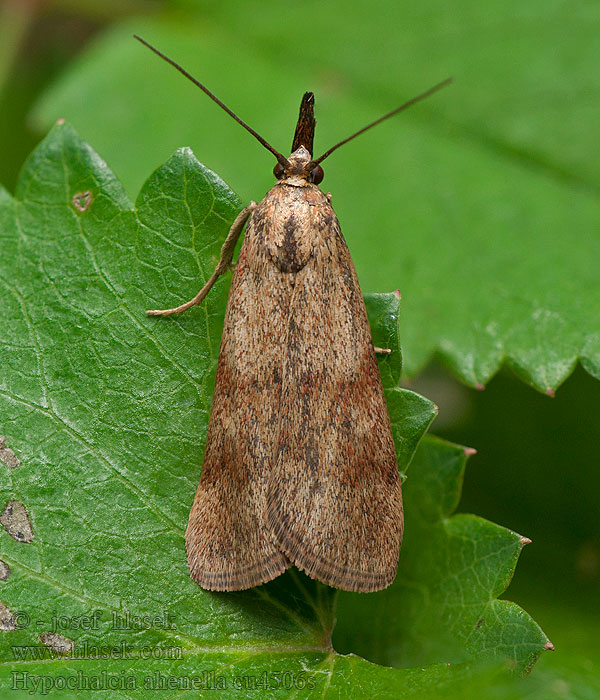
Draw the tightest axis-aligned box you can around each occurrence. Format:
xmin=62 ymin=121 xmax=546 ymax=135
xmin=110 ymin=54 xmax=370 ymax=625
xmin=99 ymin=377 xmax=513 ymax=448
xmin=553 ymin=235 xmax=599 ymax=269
xmin=273 ymin=146 xmax=324 ymax=185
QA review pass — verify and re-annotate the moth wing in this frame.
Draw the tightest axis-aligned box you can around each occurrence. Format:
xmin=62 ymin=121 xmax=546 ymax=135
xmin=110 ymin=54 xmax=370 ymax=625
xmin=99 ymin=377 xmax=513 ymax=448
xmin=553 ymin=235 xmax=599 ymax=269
xmin=267 ymin=212 xmax=402 ymax=592
xmin=185 ymin=212 xmax=291 ymax=590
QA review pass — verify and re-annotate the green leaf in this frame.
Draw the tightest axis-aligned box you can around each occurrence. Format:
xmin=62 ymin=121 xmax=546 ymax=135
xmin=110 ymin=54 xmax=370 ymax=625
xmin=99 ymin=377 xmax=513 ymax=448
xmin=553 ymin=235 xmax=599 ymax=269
xmin=0 ymin=125 xmax=549 ymax=697
xmin=336 ymin=436 xmax=551 ymax=674
xmin=29 ymin=10 xmax=600 ymax=394
xmin=365 ymin=291 xmax=403 ymax=388
xmin=385 ymin=388 xmax=437 ymax=481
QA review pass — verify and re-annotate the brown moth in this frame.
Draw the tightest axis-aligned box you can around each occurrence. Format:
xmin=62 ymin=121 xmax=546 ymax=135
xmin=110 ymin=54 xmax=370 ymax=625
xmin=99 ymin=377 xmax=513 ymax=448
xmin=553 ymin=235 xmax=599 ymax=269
xmin=136 ymin=36 xmax=449 ymax=592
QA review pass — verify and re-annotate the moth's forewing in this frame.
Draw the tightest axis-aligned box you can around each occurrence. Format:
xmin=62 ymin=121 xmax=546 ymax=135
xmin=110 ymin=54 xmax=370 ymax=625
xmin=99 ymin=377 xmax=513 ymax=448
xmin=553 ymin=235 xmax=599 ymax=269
xmin=262 ymin=185 xmax=402 ymax=592
xmin=184 ymin=203 xmax=292 ymax=590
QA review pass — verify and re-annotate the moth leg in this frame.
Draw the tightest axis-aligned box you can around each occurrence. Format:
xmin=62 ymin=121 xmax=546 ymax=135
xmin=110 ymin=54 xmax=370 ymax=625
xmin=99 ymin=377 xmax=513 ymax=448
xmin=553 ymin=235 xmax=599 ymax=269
xmin=146 ymin=202 xmax=257 ymax=316
xmin=374 ymin=346 xmax=391 ymax=355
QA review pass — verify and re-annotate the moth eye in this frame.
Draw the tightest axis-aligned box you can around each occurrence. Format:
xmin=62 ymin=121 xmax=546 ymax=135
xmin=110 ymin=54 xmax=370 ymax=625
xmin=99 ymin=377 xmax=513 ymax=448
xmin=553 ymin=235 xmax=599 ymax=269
xmin=273 ymin=162 xmax=285 ymax=179
xmin=310 ymin=165 xmax=324 ymax=185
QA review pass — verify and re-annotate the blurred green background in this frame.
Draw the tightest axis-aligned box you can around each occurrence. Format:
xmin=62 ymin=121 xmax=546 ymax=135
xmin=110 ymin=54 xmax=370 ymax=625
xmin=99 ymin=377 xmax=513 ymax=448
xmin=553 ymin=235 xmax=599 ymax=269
xmin=1 ymin=1 xmax=598 ymax=697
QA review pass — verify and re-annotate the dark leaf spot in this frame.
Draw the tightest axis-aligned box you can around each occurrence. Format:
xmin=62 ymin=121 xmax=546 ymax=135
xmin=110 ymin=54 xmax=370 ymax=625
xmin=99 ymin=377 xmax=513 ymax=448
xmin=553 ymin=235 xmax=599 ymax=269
xmin=72 ymin=191 xmax=92 ymax=212
xmin=0 ymin=602 xmax=16 ymax=631
xmin=40 ymin=632 xmax=75 ymax=654
xmin=0 ymin=561 xmax=9 ymax=581
xmin=0 ymin=437 xmax=20 ymax=469
xmin=0 ymin=501 xmax=34 ymax=543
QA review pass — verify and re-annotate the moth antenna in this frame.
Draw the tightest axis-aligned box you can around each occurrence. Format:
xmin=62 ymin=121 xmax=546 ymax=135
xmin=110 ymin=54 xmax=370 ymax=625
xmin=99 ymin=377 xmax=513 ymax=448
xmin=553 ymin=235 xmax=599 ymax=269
xmin=313 ymin=77 xmax=452 ymax=165
xmin=134 ymin=35 xmax=290 ymax=168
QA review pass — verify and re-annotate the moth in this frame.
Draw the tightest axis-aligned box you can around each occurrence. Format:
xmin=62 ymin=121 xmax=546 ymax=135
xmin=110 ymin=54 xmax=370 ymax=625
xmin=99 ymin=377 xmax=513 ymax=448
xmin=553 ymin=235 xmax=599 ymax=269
xmin=136 ymin=36 xmax=449 ymax=592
